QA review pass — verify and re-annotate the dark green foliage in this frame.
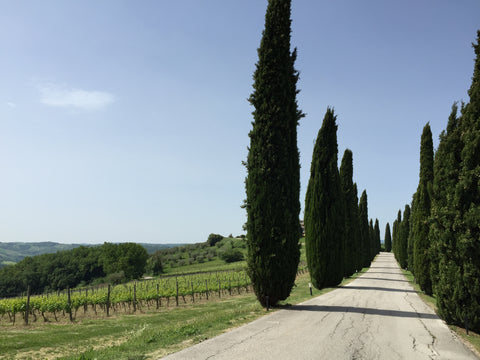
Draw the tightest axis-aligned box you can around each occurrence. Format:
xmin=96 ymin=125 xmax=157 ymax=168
xmin=352 ymin=184 xmax=361 ymax=270
xmin=431 ymin=32 xmax=480 ymax=332
xmin=146 ymin=252 xmax=163 ymax=276
xmin=244 ymin=0 xmax=302 ymax=306
xmin=358 ymin=190 xmax=370 ymax=267
xmin=374 ymin=219 xmax=381 ymax=255
xmin=0 ymin=243 xmax=148 ymax=297
xmin=305 ymin=108 xmax=345 ymax=289
xmin=207 ymin=234 xmax=224 ymax=247
xmin=219 ymin=248 xmax=244 ymax=263
xmin=397 ymin=205 xmax=410 ymax=269
xmin=384 ymin=223 xmax=392 ymax=252
xmin=392 ymin=210 xmax=401 ymax=261
xmin=369 ymin=219 xmax=376 ymax=261
xmin=340 ymin=149 xmax=359 ymax=277
xmin=412 ymin=123 xmax=434 ymax=295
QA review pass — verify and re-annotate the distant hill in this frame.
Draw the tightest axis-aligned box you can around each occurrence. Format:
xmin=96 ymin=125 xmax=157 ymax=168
xmin=0 ymin=242 xmax=181 ymax=268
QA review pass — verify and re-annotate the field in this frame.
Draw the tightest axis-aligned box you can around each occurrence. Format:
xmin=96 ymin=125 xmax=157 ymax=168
xmin=0 ymin=268 xmax=367 ymax=360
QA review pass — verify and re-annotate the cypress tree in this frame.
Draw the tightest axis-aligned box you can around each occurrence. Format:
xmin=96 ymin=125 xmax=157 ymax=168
xmin=340 ymin=149 xmax=358 ymax=278
xmin=397 ymin=204 xmax=410 ymax=269
xmin=374 ymin=219 xmax=381 ymax=255
xmin=358 ymin=190 xmax=370 ymax=268
xmin=412 ymin=123 xmax=434 ymax=295
xmin=433 ymin=32 xmax=480 ymax=331
xmin=385 ymin=223 xmax=392 ymax=252
xmin=369 ymin=219 xmax=376 ymax=261
xmin=393 ymin=210 xmax=402 ymax=262
xmin=430 ymin=103 xmax=463 ymax=324
xmin=244 ymin=0 xmax=303 ymax=307
xmin=305 ymin=108 xmax=345 ymax=289
xmin=352 ymin=183 xmax=361 ymax=271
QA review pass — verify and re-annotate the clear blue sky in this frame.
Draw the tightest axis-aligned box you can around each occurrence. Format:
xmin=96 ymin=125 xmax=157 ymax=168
xmin=1 ymin=1 xmax=479 ymax=244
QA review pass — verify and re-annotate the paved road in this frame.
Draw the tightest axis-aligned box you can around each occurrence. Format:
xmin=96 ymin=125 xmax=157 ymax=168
xmin=161 ymin=252 xmax=478 ymax=360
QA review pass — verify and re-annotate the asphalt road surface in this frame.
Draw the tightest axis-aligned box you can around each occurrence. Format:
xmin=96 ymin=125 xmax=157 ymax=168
xmin=161 ymin=252 xmax=478 ymax=360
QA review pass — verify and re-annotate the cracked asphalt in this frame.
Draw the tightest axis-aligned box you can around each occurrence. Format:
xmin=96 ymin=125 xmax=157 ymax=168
xmin=161 ymin=252 xmax=478 ymax=359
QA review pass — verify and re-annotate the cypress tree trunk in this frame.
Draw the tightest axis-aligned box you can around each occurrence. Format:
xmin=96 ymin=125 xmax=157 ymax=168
xmin=412 ymin=123 xmax=434 ymax=295
xmin=305 ymin=108 xmax=345 ymax=289
xmin=340 ymin=149 xmax=358 ymax=278
xmin=245 ymin=0 xmax=303 ymax=307
xmin=384 ymin=223 xmax=392 ymax=253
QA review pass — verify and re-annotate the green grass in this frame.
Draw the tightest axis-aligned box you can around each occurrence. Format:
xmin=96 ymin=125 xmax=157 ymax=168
xmin=401 ymin=268 xmax=480 ymax=356
xmin=0 ymin=264 xmax=368 ymax=360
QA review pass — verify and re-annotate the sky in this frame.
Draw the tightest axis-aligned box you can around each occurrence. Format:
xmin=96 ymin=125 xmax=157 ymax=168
xmin=0 ymin=1 xmax=479 ymax=245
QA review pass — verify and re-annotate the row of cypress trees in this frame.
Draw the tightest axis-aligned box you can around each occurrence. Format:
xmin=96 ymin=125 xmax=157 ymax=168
xmin=244 ymin=0 xmax=382 ymax=306
xmin=392 ymin=31 xmax=480 ymax=332
xmin=304 ymin=109 xmax=380 ymax=290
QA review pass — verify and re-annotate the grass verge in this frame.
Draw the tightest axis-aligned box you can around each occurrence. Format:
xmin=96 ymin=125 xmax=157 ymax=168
xmin=0 ymin=269 xmax=368 ymax=360
xmin=401 ymin=268 xmax=480 ymax=357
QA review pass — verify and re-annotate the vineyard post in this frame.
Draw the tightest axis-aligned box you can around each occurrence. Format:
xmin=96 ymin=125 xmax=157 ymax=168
xmin=67 ymin=288 xmax=73 ymax=322
xmin=175 ymin=277 xmax=179 ymax=306
xmin=106 ymin=284 xmax=111 ymax=317
xmin=25 ymin=285 xmax=30 ymax=325
xmin=228 ymin=278 xmax=232 ymax=295
xmin=156 ymin=283 xmax=160 ymax=309
xmin=205 ymin=280 xmax=209 ymax=300
xmin=191 ymin=282 xmax=194 ymax=303
xmin=133 ymin=283 xmax=137 ymax=313
xmin=218 ymin=278 xmax=221 ymax=298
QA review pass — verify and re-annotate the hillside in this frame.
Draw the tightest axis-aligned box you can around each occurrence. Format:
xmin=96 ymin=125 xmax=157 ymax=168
xmin=0 ymin=242 xmax=181 ymax=268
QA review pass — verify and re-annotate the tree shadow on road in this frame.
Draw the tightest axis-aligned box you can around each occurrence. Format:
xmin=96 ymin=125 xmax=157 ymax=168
xmin=337 ymin=285 xmax=416 ymax=293
xmin=285 ymin=304 xmax=438 ymax=319
xmin=354 ymin=277 xmax=409 ymax=283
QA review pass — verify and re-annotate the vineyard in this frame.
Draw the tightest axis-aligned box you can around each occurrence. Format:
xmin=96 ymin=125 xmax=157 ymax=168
xmin=0 ymin=270 xmax=252 ymax=325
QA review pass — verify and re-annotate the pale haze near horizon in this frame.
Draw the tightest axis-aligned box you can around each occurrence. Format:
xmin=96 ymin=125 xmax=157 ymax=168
xmin=1 ymin=1 xmax=479 ymax=244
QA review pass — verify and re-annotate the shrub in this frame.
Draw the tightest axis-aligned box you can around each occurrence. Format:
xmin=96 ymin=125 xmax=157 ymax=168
xmin=219 ymin=249 xmax=244 ymax=263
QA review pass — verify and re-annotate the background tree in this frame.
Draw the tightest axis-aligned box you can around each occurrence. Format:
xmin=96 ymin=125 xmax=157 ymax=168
xmin=374 ymin=219 xmax=381 ymax=255
xmin=305 ymin=108 xmax=344 ymax=289
xmin=411 ymin=123 xmax=434 ymax=295
xmin=358 ymin=190 xmax=370 ymax=267
xmin=244 ymin=0 xmax=303 ymax=307
xmin=385 ymin=223 xmax=392 ymax=252
xmin=397 ymin=204 xmax=410 ymax=269
xmin=340 ymin=149 xmax=358 ymax=278
xmin=392 ymin=210 xmax=401 ymax=262
xmin=369 ymin=219 xmax=376 ymax=261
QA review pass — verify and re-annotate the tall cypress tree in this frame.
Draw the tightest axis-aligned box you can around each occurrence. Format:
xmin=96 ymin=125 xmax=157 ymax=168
xmin=433 ymin=31 xmax=480 ymax=331
xmin=412 ymin=123 xmax=434 ymax=295
xmin=374 ymin=219 xmax=381 ymax=255
xmin=430 ymin=103 xmax=463 ymax=325
xmin=358 ymin=190 xmax=370 ymax=268
xmin=369 ymin=219 xmax=376 ymax=261
xmin=305 ymin=108 xmax=345 ymax=289
xmin=340 ymin=149 xmax=358 ymax=278
xmin=385 ymin=223 xmax=392 ymax=252
xmin=245 ymin=0 xmax=303 ymax=307
xmin=397 ymin=204 xmax=410 ymax=269
xmin=393 ymin=210 xmax=402 ymax=262
xmin=352 ymin=183 xmax=361 ymax=271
